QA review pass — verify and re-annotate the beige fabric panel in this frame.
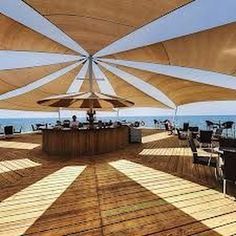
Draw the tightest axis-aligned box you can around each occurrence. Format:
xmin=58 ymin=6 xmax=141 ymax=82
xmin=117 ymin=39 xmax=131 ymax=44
xmin=102 ymin=68 xmax=167 ymax=108
xmin=25 ymin=0 xmax=191 ymax=53
xmin=163 ymin=22 xmax=236 ymax=75
xmin=106 ymin=43 xmax=170 ymax=64
xmin=0 ymin=62 xmax=74 ymax=94
xmin=37 ymin=65 xmax=83 ymax=94
xmin=0 ymin=66 xmax=82 ymax=111
xmin=108 ymin=22 xmax=236 ymax=75
xmin=0 ymin=14 xmax=75 ymax=54
xmin=118 ymin=66 xmax=236 ymax=105
xmin=45 ymin=15 xmax=132 ymax=54
xmin=0 ymin=97 xmax=58 ymax=111
xmin=79 ymin=79 xmax=100 ymax=93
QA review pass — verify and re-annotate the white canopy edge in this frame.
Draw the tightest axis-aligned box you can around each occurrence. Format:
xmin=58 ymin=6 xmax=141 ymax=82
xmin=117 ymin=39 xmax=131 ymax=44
xmin=0 ymin=51 xmax=83 ymax=70
xmin=0 ymin=0 xmax=88 ymax=55
xmin=67 ymin=60 xmax=89 ymax=93
xmin=99 ymin=58 xmax=236 ymax=91
xmin=98 ymin=61 xmax=176 ymax=109
xmin=92 ymin=62 xmax=116 ymax=96
xmin=95 ymin=0 xmax=236 ymax=57
xmin=0 ymin=61 xmax=83 ymax=101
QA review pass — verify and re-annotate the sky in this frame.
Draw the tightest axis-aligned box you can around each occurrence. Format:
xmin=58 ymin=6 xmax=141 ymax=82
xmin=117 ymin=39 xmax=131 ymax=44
xmin=2 ymin=101 xmax=236 ymax=118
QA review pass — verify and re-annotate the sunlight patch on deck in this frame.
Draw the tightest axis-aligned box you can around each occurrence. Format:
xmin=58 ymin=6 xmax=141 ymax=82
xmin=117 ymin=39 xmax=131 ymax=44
xmin=0 ymin=165 xmax=86 ymax=236
xmin=0 ymin=141 xmax=40 ymax=150
xmin=142 ymin=131 xmax=170 ymax=143
xmin=110 ymin=160 xmax=236 ymax=235
xmin=0 ymin=159 xmax=41 ymax=173
xmin=139 ymin=147 xmax=218 ymax=157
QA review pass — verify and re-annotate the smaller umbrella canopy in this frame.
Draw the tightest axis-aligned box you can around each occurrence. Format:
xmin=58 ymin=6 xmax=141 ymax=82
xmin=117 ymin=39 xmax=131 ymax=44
xmin=37 ymin=91 xmax=134 ymax=109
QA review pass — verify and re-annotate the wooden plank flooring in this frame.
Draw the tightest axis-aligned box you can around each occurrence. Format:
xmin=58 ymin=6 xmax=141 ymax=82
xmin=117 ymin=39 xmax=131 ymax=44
xmin=0 ymin=131 xmax=235 ymax=235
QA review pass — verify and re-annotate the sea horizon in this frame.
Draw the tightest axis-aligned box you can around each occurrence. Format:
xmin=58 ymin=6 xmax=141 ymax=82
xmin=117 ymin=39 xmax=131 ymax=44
xmin=1 ymin=115 xmax=236 ymax=136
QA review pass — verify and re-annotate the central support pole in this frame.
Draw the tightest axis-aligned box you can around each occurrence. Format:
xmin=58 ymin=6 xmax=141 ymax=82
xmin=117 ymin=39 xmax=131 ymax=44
xmin=88 ymin=55 xmax=93 ymax=93
xmin=87 ymin=55 xmax=95 ymax=128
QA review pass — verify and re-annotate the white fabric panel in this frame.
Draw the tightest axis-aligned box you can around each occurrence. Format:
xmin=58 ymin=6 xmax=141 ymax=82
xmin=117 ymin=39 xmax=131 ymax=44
xmin=0 ymin=0 xmax=88 ymax=55
xmin=95 ymin=0 xmax=236 ymax=57
xmin=0 ymin=61 xmax=83 ymax=100
xmin=100 ymin=58 xmax=236 ymax=90
xmin=67 ymin=60 xmax=89 ymax=93
xmin=92 ymin=62 xmax=116 ymax=95
xmin=0 ymin=51 xmax=82 ymax=70
xmin=98 ymin=61 xmax=176 ymax=109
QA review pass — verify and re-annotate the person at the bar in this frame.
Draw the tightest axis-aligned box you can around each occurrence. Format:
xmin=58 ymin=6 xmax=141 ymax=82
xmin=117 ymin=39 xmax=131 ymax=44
xmin=70 ymin=115 xmax=79 ymax=129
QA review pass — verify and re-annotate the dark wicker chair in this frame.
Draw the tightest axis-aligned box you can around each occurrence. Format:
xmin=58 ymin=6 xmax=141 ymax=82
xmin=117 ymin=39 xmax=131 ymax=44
xmin=182 ymin=122 xmax=189 ymax=132
xmin=221 ymin=150 xmax=236 ymax=196
xmin=222 ymin=121 xmax=234 ymax=137
xmin=4 ymin=126 xmax=14 ymax=138
xmin=219 ymin=137 xmax=236 ymax=150
xmin=188 ymin=137 xmax=215 ymax=167
xmin=206 ymin=120 xmax=214 ymax=130
xmin=197 ymin=130 xmax=213 ymax=149
xmin=63 ymin=120 xmax=70 ymax=128
xmin=176 ymin=128 xmax=187 ymax=146
xmin=189 ymin=126 xmax=199 ymax=139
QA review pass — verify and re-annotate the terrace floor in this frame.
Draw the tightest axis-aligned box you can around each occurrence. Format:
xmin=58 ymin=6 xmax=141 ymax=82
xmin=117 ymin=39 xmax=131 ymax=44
xmin=0 ymin=130 xmax=236 ymax=236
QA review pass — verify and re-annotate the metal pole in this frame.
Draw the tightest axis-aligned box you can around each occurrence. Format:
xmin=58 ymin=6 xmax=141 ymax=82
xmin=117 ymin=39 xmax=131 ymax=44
xmin=88 ymin=55 xmax=93 ymax=93
xmin=58 ymin=107 xmax=61 ymax=121
xmin=88 ymin=55 xmax=94 ymax=127
xmin=117 ymin=108 xmax=119 ymax=120
xmin=173 ymin=106 xmax=178 ymax=129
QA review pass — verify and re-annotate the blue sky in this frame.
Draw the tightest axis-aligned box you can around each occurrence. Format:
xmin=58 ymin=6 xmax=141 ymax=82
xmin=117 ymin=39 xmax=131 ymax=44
xmin=1 ymin=101 xmax=236 ymax=118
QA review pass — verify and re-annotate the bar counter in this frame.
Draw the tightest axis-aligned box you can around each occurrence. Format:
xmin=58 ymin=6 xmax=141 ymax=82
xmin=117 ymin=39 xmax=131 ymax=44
xmin=42 ymin=126 xmax=130 ymax=156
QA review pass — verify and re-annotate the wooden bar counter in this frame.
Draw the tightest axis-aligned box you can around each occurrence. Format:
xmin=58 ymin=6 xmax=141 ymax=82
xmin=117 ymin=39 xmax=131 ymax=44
xmin=42 ymin=126 xmax=130 ymax=156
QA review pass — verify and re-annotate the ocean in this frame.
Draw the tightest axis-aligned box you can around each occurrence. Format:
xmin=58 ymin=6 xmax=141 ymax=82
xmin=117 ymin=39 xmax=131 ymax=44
xmin=1 ymin=115 xmax=236 ymax=137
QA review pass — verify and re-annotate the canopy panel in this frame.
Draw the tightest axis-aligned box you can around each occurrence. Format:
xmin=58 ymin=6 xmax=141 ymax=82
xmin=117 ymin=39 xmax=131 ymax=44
xmin=106 ymin=22 xmax=236 ymax=75
xmin=0 ymin=13 xmax=75 ymax=54
xmin=25 ymin=0 xmax=191 ymax=54
xmin=115 ymin=65 xmax=236 ymax=105
xmin=0 ymin=65 xmax=82 ymax=111
xmin=101 ymin=68 xmax=168 ymax=108
xmin=0 ymin=62 xmax=74 ymax=94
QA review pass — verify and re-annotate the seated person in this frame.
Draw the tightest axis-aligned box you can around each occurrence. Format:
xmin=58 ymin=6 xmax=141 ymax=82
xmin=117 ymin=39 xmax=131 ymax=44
xmin=164 ymin=119 xmax=173 ymax=135
xmin=70 ymin=115 xmax=79 ymax=129
xmin=97 ymin=120 xmax=103 ymax=128
xmin=108 ymin=120 xmax=113 ymax=127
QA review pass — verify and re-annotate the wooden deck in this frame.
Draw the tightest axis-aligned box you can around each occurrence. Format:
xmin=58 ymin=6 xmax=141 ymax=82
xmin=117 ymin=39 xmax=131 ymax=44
xmin=0 ymin=130 xmax=236 ymax=236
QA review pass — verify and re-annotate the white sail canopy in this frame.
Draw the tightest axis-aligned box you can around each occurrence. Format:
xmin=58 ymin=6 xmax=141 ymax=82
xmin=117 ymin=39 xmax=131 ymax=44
xmin=0 ymin=0 xmax=236 ymax=111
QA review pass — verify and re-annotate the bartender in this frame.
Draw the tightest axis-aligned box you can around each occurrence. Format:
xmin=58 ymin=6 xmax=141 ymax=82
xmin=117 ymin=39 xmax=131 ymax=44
xmin=70 ymin=115 xmax=79 ymax=128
